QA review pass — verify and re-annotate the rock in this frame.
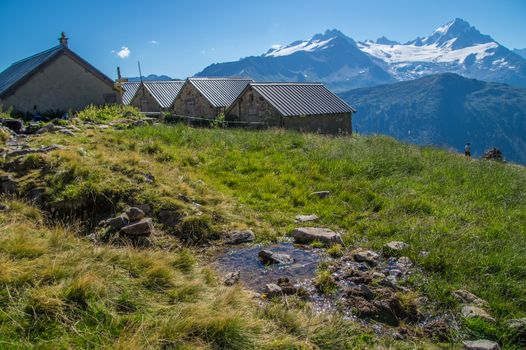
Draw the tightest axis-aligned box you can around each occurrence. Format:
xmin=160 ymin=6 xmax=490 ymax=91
xmin=462 ymin=339 xmax=500 ymax=350
xmin=224 ymin=271 xmax=240 ymax=286
xmin=291 ymin=227 xmax=343 ymax=246
xmin=25 ymin=187 xmax=46 ymax=204
xmin=0 ymin=118 xmax=23 ymax=133
xmin=1 ymin=175 xmax=18 ymax=195
xmin=107 ymin=214 xmax=130 ymax=231
xmin=135 ymin=204 xmax=153 ymax=216
xmin=295 ymin=214 xmax=319 ymax=223
xmin=277 ymin=278 xmax=298 ymax=295
xmin=383 ymin=241 xmax=409 ymax=254
xmin=264 ymin=283 xmax=283 ymax=297
xmin=5 ymin=144 xmax=62 ymax=158
xmin=258 ymin=250 xmax=294 ymax=265
xmin=506 ymin=318 xmax=526 ymax=332
xmin=125 ymin=207 xmax=145 ymax=222
xmin=461 ymin=306 xmax=495 ymax=323
xmin=158 ymin=209 xmax=181 ymax=227
xmin=226 ymin=230 xmax=255 ymax=244
xmin=453 ymin=290 xmax=488 ymax=307
xmin=0 ymin=203 xmax=10 ymax=211
xmin=419 ymin=250 xmax=430 ymax=257
xmin=130 ymin=235 xmax=154 ymax=248
xmin=422 ymin=319 xmax=450 ymax=342
xmin=352 ymin=248 xmax=380 ymax=266
xmin=35 ymin=124 xmax=70 ymax=135
xmin=310 ymin=191 xmax=330 ymax=199
xmin=121 ymin=218 xmax=153 ymax=236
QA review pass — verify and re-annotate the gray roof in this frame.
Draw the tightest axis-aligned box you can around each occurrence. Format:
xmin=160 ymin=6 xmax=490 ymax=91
xmin=248 ymin=83 xmax=355 ymax=117
xmin=0 ymin=45 xmax=63 ymax=97
xmin=188 ymin=78 xmax=253 ymax=108
xmin=121 ymin=82 xmax=140 ymax=105
xmin=143 ymin=81 xmax=184 ymax=108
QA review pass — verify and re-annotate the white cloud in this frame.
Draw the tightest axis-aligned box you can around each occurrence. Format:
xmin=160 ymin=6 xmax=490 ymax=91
xmin=149 ymin=40 xmax=158 ymax=44
xmin=115 ymin=46 xmax=130 ymax=59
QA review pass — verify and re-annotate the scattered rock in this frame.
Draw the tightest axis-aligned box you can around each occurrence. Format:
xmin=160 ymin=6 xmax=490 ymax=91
xmin=5 ymin=144 xmax=62 ymax=158
xmin=35 ymin=124 xmax=72 ymax=135
xmin=291 ymin=227 xmax=343 ymax=246
xmin=310 ymin=191 xmax=330 ymax=199
xmin=383 ymin=241 xmax=409 ymax=255
xmin=453 ymin=290 xmax=488 ymax=307
xmin=295 ymin=214 xmax=319 ymax=223
xmin=461 ymin=305 xmax=495 ymax=323
xmin=107 ymin=214 xmax=130 ymax=231
xmin=258 ymin=250 xmax=294 ymax=265
xmin=352 ymin=248 xmax=380 ymax=266
xmin=462 ymin=339 xmax=500 ymax=350
xmin=226 ymin=230 xmax=255 ymax=244
xmin=264 ymin=283 xmax=283 ymax=297
xmin=125 ymin=207 xmax=145 ymax=222
xmin=224 ymin=271 xmax=240 ymax=286
xmin=120 ymin=218 xmax=153 ymax=236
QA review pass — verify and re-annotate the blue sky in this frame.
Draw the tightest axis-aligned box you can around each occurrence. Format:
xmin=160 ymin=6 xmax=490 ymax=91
xmin=1 ymin=0 xmax=525 ymax=79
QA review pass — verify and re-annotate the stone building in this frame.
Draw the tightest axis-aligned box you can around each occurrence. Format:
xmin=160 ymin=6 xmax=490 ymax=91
xmin=226 ymin=83 xmax=355 ymax=134
xmin=0 ymin=33 xmax=120 ymax=116
xmin=129 ymin=81 xmax=184 ymax=112
xmin=172 ymin=78 xmax=252 ymax=119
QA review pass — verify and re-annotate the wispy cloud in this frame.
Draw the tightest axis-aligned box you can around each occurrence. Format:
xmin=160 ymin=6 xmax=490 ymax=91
xmin=149 ymin=40 xmax=158 ymax=45
xmin=112 ymin=46 xmax=130 ymax=59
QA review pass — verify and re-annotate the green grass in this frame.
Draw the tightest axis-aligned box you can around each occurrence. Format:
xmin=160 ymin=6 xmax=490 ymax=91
xmin=3 ymin=106 xmax=525 ymax=348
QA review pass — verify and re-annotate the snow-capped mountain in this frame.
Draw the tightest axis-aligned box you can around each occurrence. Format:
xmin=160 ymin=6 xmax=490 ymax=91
xmin=195 ymin=19 xmax=526 ymax=90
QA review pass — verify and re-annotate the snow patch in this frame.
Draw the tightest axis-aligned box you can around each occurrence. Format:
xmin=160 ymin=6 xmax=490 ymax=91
xmin=265 ymin=38 xmax=335 ymax=57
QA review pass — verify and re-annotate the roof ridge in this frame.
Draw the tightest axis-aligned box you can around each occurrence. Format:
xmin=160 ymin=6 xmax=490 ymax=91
xmin=10 ymin=45 xmax=62 ymax=66
xmin=189 ymin=77 xmax=253 ymax=81
xmin=251 ymin=82 xmax=324 ymax=85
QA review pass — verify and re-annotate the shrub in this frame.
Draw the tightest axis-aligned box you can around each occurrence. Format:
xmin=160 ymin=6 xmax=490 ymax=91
xmin=77 ymin=105 xmax=141 ymax=124
xmin=176 ymin=215 xmax=218 ymax=244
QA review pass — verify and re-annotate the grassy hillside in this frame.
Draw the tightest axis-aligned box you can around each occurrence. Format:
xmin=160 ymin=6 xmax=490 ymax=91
xmin=1 ymin=107 xmax=525 ymax=349
xmin=340 ymin=73 xmax=526 ymax=164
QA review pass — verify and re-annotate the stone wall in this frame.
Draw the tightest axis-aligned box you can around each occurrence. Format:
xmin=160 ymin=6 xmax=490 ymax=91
xmin=0 ymin=54 xmax=117 ymax=115
xmin=130 ymin=85 xmax=161 ymax=112
xmin=172 ymin=83 xmax=218 ymax=120
xmin=227 ymin=87 xmax=352 ymax=134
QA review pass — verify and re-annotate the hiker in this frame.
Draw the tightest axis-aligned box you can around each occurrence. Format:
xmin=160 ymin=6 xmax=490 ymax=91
xmin=464 ymin=142 xmax=471 ymax=160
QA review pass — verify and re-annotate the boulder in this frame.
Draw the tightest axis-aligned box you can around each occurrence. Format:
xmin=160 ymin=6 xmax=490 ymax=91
xmin=461 ymin=306 xmax=495 ymax=323
xmin=295 ymin=214 xmax=319 ymax=223
xmin=383 ymin=241 xmax=409 ymax=254
xmin=264 ymin=283 xmax=283 ymax=297
xmin=507 ymin=318 xmax=526 ymax=332
xmin=291 ymin=227 xmax=343 ymax=246
xmin=310 ymin=191 xmax=330 ymax=199
xmin=120 ymin=218 xmax=153 ymax=236
xmin=107 ymin=214 xmax=130 ymax=231
xmin=352 ymin=248 xmax=380 ymax=266
xmin=462 ymin=339 xmax=500 ymax=350
xmin=258 ymin=250 xmax=294 ymax=265
xmin=226 ymin=230 xmax=255 ymax=244
xmin=453 ymin=290 xmax=488 ymax=307
xmin=125 ymin=207 xmax=145 ymax=222
xmin=0 ymin=118 xmax=23 ymax=133
xmin=224 ymin=271 xmax=240 ymax=286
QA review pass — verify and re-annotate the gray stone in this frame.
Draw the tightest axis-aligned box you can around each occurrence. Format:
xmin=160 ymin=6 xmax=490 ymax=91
xmin=125 ymin=207 xmax=145 ymax=222
xmin=258 ymin=250 xmax=294 ymax=265
xmin=352 ymin=248 xmax=380 ymax=266
xmin=35 ymin=124 xmax=68 ymax=135
xmin=295 ymin=214 xmax=319 ymax=223
xmin=453 ymin=290 xmax=488 ymax=307
xmin=107 ymin=214 xmax=130 ymax=231
xmin=291 ymin=227 xmax=343 ymax=246
xmin=5 ymin=144 xmax=62 ymax=158
xmin=226 ymin=230 xmax=255 ymax=244
xmin=264 ymin=283 xmax=283 ymax=297
xmin=462 ymin=339 xmax=500 ymax=350
xmin=224 ymin=271 xmax=240 ymax=286
xmin=121 ymin=218 xmax=153 ymax=236
xmin=310 ymin=191 xmax=330 ymax=199
xmin=461 ymin=306 xmax=495 ymax=323
xmin=384 ymin=241 xmax=409 ymax=252
xmin=0 ymin=118 xmax=23 ymax=133
xmin=135 ymin=204 xmax=153 ymax=216
xmin=506 ymin=318 xmax=526 ymax=332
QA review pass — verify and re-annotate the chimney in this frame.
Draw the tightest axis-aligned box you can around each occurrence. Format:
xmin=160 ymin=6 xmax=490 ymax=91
xmin=59 ymin=32 xmax=68 ymax=47
xmin=117 ymin=67 xmax=122 ymax=80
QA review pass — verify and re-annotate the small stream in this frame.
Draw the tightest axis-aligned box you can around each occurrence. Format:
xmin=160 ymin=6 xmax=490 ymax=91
xmin=215 ymin=242 xmax=323 ymax=292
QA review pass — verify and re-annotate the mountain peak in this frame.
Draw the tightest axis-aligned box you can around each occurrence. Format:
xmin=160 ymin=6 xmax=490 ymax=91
xmin=375 ymin=36 xmax=400 ymax=45
xmin=312 ymin=29 xmax=346 ymax=41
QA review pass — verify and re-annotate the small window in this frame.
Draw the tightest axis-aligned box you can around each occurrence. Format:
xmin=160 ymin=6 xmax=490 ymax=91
xmin=250 ymin=94 xmax=254 ymax=102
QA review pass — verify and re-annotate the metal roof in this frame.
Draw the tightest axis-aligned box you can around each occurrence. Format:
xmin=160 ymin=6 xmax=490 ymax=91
xmin=188 ymin=78 xmax=253 ymax=108
xmin=0 ymin=45 xmax=63 ymax=97
xmin=143 ymin=81 xmax=185 ymax=108
xmin=121 ymin=82 xmax=140 ymax=105
xmin=248 ymin=83 xmax=355 ymax=117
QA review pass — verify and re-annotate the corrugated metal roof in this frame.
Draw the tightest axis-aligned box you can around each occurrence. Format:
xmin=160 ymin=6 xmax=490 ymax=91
xmin=143 ymin=81 xmax=185 ymax=108
xmin=189 ymin=78 xmax=253 ymax=108
xmin=121 ymin=82 xmax=140 ymax=105
xmin=0 ymin=45 xmax=63 ymax=97
xmin=249 ymin=83 xmax=355 ymax=117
